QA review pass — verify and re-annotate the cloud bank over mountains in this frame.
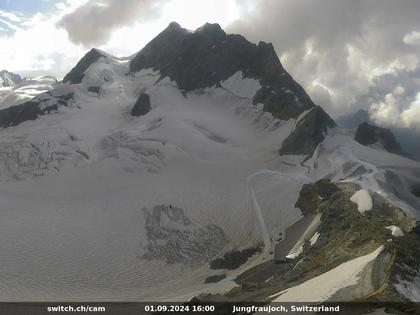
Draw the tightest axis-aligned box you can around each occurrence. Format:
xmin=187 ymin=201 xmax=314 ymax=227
xmin=57 ymin=0 xmax=168 ymax=46
xmin=228 ymin=0 xmax=420 ymax=130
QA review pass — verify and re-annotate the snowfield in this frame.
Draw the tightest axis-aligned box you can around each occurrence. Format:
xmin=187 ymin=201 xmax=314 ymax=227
xmin=350 ymin=189 xmax=373 ymax=214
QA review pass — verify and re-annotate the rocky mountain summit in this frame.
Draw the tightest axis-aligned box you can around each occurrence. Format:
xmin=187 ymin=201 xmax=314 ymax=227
xmin=130 ymin=22 xmax=316 ymax=121
xmin=128 ymin=22 xmax=336 ymax=155
xmin=63 ymin=49 xmax=107 ymax=84
xmin=338 ymin=108 xmax=419 ymax=161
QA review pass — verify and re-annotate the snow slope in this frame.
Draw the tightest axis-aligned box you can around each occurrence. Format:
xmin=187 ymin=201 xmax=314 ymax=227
xmin=272 ymin=246 xmax=385 ymax=302
xmin=308 ymin=132 xmax=420 ymax=219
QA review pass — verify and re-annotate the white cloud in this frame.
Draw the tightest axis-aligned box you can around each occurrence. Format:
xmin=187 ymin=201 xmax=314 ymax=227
xmin=57 ymin=0 xmax=239 ymax=47
xmin=369 ymin=91 xmax=420 ymax=130
xmin=1 ymin=0 xmax=239 ymax=79
xmin=227 ymin=0 xmax=420 ymax=120
xmin=57 ymin=0 xmax=169 ymax=47
xmin=403 ymin=31 xmax=420 ymax=46
xmin=0 ymin=10 xmax=23 ymax=23
xmin=369 ymin=93 xmax=401 ymax=126
xmin=394 ymin=85 xmax=405 ymax=95
xmin=0 ymin=1 xmax=88 ymax=78
xmin=401 ymin=92 xmax=420 ymax=128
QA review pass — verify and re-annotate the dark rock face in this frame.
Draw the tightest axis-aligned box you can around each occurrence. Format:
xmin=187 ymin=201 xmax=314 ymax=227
xmin=0 ymin=92 xmax=73 ymax=128
xmin=63 ymin=49 xmax=105 ymax=84
xmin=0 ymin=101 xmax=43 ymax=127
xmin=411 ymin=184 xmax=420 ymax=198
xmin=88 ymin=86 xmax=100 ymax=94
xmin=131 ymin=93 xmax=151 ymax=117
xmin=129 ymin=22 xmax=337 ymax=154
xmin=296 ymin=180 xmax=340 ymax=215
xmin=355 ymin=122 xmax=407 ymax=157
xmin=129 ymin=22 xmax=315 ymax=121
xmin=279 ymin=106 xmax=336 ymax=155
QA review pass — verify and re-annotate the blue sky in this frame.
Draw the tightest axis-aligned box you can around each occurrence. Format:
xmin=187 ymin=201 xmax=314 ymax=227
xmin=0 ymin=0 xmax=61 ymax=14
xmin=0 ymin=0 xmax=62 ymax=37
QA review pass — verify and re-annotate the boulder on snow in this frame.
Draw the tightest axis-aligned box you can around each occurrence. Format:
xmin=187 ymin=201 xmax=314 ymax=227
xmin=0 ymin=101 xmax=58 ymax=128
xmin=88 ymin=86 xmax=100 ymax=94
xmin=131 ymin=93 xmax=151 ymax=117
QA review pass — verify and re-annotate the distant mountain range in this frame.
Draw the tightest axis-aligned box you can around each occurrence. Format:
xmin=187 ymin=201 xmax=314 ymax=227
xmin=0 ymin=73 xmax=57 ymax=109
xmin=0 ymin=70 xmax=24 ymax=87
xmin=337 ymin=108 xmax=420 ymax=160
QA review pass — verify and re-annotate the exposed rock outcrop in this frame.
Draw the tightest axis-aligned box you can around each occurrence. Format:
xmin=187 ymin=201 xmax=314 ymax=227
xmin=279 ymin=106 xmax=336 ymax=155
xmin=129 ymin=22 xmax=337 ymax=155
xmin=131 ymin=93 xmax=151 ymax=117
xmin=63 ymin=49 xmax=106 ymax=84
xmin=355 ymin=122 xmax=408 ymax=157
xmin=0 ymin=91 xmax=73 ymax=128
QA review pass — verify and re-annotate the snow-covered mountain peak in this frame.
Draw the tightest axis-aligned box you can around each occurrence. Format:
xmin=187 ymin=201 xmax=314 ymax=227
xmin=63 ymin=48 xmax=110 ymax=84
xmin=0 ymin=70 xmax=24 ymax=87
xmin=34 ymin=22 xmax=335 ymax=157
xmin=129 ymin=22 xmax=315 ymax=118
xmin=355 ymin=122 xmax=408 ymax=157
xmin=0 ymin=75 xmax=57 ymax=110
